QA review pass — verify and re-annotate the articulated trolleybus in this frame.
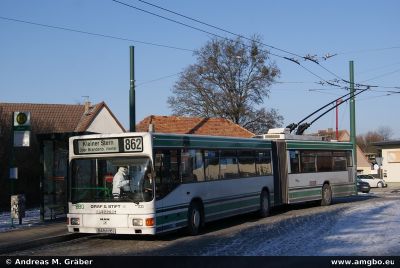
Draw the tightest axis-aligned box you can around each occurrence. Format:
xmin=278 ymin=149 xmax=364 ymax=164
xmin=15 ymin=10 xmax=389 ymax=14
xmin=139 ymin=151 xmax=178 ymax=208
xmin=67 ymin=129 xmax=356 ymax=235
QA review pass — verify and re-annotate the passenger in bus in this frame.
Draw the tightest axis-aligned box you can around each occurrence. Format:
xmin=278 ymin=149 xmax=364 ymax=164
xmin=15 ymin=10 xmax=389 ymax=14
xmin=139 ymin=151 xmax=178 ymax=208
xmin=142 ymin=172 xmax=154 ymax=201
xmin=143 ymin=172 xmax=153 ymax=192
xmin=112 ymin=167 xmax=130 ymax=199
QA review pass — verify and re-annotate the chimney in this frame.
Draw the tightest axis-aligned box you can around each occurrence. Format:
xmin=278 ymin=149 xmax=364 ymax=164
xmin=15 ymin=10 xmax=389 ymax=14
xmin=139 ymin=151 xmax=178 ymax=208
xmin=82 ymin=96 xmax=91 ymax=114
xmin=148 ymin=115 xmax=155 ymax=132
xmin=148 ymin=123 xmax=154 ymax=132
xmin=84 ymin=101 xmax=91 ymax=114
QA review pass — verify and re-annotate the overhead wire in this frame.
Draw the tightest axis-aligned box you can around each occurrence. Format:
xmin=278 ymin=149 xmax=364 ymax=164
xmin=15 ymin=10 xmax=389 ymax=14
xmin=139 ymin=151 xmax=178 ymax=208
xmin=135 ymin=71 xmax=183 ymax=87
xmin=138 ymin=0 xmax=398 ymax=91
xmin=135 ymin=0 xmax=351 ymax=84
xmin=131 ymin=0 xmax=388 ymax=131
xmin=137 ymin=0 xmax=304 ymax=60
xmin=112 ymin=0 xmax=346 ymax=88
xmin=0 ymin=16 xmax=194 ymax=52
xmin=4 ymin=14 xmax=387 ymax=92
xmin=3 ymin=4 xmax=397 ymax=102
xmin=360 ymin=68 xmax=400 ymax=83
xmin=335 ymin=46 xmax=400 ymax=56
xmin=357 ymin=61 xmax=400 ymax=75
xmin=135 ymin=2 xmax=394 ymax=93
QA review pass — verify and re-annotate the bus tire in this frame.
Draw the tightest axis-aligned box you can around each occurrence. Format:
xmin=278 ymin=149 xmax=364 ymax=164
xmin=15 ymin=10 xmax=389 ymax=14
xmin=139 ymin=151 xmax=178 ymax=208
xmin=321 ymin=183 xmax=332 ymax=206
xmin=187 ymin=201 xmax=202 ymax=236
xmin=259 ymin=190 xmax=270 ymax=218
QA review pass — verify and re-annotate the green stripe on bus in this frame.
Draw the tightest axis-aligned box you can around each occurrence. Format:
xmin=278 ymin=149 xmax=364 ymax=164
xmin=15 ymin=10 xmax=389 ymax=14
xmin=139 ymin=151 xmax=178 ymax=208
xmin=204 ymin=197 xmax=259 ymax=215
xmin=289 ymin=188 xmax=321 ymax=199
xmin=286 ymin=141 xmax=353 ymax=150
xmin=153 ymin=134 xmax=272 ymax=149
xmin=156 ymin=211 xmax=187 ymax=225
xmin=333 ymin=184 xmax=356 ymax=193
xmin=156 ymin=197 xmax=260 ymax=226
xmin=333 ymin=184 xmax=356 ymax=196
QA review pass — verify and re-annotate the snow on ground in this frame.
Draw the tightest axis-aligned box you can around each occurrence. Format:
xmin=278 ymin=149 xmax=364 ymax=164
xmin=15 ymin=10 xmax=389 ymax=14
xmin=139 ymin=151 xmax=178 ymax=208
xmin=0 ymin=208 xmax=41 ymax=233
xmin=195 ymin=197 xmax=400 ymax=256
xmin=262 ymin=199 xmax=400 ymax=256
xmin=320 ymin=199 xmax=400 ymax=256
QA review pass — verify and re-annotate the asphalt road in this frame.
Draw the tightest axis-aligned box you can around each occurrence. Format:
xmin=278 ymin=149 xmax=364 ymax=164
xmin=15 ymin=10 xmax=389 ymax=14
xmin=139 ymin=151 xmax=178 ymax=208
xmin=7 ymin=186 xmax=399 ymax=256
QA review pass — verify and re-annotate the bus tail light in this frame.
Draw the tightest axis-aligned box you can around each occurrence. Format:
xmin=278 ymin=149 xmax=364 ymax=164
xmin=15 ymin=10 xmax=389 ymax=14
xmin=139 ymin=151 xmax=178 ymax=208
xmin=145 ymin=218 xmax=154 ymax=226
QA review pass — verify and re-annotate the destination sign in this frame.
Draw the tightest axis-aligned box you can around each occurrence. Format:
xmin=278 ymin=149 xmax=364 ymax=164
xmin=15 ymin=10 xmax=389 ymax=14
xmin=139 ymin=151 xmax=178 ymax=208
xmin=74 ymin=137 xmax=143 ymax=155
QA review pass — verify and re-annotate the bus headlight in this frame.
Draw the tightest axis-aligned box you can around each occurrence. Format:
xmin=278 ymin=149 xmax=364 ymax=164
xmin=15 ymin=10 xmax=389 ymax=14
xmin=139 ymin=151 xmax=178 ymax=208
xmin=132 ymin=219 xmax=143 ymax=226
xmin=70 ymin=218 xmax=80 ymax=225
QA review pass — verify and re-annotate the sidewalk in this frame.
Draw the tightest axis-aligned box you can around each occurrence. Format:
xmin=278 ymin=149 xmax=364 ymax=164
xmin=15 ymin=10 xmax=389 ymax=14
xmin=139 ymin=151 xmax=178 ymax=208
xmin=0 ymin=220 xmax=80 ymax=254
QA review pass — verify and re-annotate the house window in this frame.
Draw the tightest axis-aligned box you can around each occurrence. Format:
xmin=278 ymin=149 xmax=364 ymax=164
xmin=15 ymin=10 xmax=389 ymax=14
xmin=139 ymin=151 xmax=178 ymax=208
xmin=387 ymin=151 xmax=400 ymax=163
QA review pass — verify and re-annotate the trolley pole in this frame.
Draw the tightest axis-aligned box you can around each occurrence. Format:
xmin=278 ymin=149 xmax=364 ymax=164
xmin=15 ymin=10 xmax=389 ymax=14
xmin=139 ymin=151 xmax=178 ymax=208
xmin=349 ymin=61 xmax=357 ymax=166
xmin=129 ymin=46 xmax=136 ymax=132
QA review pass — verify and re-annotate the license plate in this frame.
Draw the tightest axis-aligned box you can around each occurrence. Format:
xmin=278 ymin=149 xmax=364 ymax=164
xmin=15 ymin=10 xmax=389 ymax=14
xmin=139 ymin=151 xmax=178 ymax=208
xmin=97 ymin=228 xmax=116 ymax=234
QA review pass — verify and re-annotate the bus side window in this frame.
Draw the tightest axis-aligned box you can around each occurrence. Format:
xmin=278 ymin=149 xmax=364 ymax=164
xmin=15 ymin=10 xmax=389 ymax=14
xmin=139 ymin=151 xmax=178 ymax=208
xmin=154 ymin=149 xmax=181 ymax=200
xmin=181 ymin=149 xmax=194 ymax=182
xmin=193 ymin=150 xmax=205 ymax=182
xmin=316 ymin=151 xmax=333 ymax=172
xmin=333 ymin=151 xmax=347 ymax=171
xmin=220 ymin=150 xmax=239 ymax=179
xmin=346 ymin=151 xmax=353 ymax=167
xmin=205 ymin=150 xmax=219 ymax=180
xmin=301 ymin=151 xmax=316 ymax=173
xmin=238 ymin=150 xmax=256 ymax=177
xmin=289 ymin=150 xmax=300 ymax=174
xmin=256 ymin=151 xmax=272 ymax=176
xmin=181 ymin=149 xmax=205 ymax=183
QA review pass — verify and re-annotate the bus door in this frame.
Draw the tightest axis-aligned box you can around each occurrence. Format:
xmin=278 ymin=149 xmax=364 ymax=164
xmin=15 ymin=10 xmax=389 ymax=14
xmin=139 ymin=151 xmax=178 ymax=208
xmin=272 ymin=140 xmax=288 ymax=205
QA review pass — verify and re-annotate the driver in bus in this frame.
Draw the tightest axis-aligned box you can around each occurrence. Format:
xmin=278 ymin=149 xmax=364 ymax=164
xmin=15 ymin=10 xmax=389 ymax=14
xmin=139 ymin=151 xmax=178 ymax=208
xmin=112 ymin=166 xmax=130 ymax=199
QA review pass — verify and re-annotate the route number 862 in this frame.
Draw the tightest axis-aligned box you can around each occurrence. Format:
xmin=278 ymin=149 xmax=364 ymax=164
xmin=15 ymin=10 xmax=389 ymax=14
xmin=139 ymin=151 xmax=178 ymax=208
xmin=123 ymin=137 xmax=143 ymax=152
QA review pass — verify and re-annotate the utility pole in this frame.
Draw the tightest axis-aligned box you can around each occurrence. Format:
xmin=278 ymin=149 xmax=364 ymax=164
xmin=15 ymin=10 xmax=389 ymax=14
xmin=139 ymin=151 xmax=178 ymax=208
xmin=349 ymin=61 xmax=357 ymax=166
xmin=129 ymin=46 xmax=136 ymax=132
xmin=335 ymin=98 xmax=342 ymax=140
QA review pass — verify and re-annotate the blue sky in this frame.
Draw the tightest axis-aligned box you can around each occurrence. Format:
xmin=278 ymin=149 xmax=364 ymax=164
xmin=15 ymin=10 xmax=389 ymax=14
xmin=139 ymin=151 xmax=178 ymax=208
xmin=1 ymin=0 xmax=399 ymax=137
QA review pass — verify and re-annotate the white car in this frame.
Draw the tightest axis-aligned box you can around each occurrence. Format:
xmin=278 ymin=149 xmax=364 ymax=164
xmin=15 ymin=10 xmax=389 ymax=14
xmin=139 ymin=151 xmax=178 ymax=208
xmin=357 ymin=175 xmax=387 ymax=188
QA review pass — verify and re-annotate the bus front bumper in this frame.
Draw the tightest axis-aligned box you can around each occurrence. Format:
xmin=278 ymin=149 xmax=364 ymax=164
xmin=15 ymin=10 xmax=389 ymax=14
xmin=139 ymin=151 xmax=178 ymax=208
xmin=67 ymin=213 xmax=157 ymax=235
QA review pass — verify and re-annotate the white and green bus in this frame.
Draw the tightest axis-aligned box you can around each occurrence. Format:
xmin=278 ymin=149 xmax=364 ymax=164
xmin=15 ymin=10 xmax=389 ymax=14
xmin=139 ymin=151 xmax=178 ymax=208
xmin=67 ymin=129 xmax=355 ymax=235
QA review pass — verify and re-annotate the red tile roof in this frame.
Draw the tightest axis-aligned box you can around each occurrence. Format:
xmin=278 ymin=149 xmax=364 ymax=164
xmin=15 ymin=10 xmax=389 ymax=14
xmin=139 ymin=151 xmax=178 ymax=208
xmin=136 ymin=115 xmax=254 ymax=138
xmin=0 ymin=102 xmax=117 ymax=134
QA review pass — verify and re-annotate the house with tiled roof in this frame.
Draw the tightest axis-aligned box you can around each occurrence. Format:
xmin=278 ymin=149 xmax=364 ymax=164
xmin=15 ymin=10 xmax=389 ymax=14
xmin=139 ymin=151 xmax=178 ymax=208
xmin=0 ymin=101 xmax=124 ymax=135
xmin=0 ymin=102 xmax=125 ymax=217
xmin=136 ymin=115 xmax=255 ymax=138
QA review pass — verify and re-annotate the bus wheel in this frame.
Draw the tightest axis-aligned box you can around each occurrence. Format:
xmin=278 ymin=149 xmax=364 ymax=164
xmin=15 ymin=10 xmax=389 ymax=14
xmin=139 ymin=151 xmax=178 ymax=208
xmin=187 ymin=202 xmax=202 ymax=235
xmin=321 ymin=183 xmax=332 ymax=206
xmin=259 ymin=190 xmax=270 ymax=218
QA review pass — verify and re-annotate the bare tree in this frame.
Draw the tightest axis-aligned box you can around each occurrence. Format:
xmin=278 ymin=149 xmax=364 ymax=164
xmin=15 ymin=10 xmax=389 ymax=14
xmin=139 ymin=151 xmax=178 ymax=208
xmin=168 ymin=36 xmax=283 ymax=134
xmin=356 ymin=126 xmax=393 ymax=154
xmin=377 ymin=126 xmax=393 ymax=141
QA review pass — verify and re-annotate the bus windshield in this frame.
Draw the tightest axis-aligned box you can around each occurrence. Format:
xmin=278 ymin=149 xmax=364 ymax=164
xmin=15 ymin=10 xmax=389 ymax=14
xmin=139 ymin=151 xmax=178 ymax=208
xmin=70 ymin=157 xmax=154 ymax=203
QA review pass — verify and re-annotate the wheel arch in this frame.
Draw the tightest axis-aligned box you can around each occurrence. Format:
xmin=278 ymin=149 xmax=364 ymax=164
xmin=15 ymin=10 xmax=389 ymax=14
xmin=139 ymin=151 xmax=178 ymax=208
xmin=261 ymin=186 xmax=270 ymax=195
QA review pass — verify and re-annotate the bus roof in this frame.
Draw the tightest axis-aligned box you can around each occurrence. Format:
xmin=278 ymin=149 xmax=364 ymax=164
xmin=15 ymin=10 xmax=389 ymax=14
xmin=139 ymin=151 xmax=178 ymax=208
xmin=69 ymin=131 xmax=353 ymax=153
